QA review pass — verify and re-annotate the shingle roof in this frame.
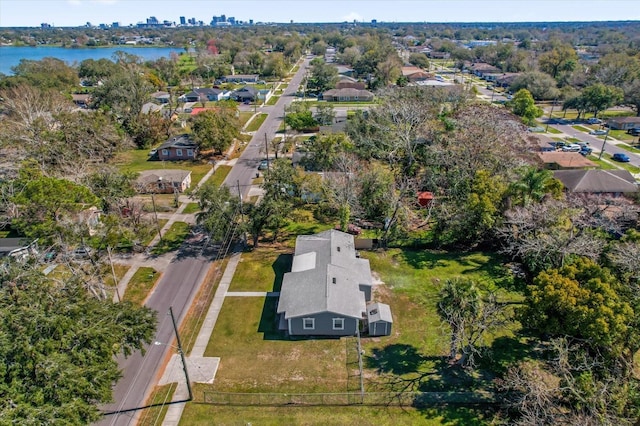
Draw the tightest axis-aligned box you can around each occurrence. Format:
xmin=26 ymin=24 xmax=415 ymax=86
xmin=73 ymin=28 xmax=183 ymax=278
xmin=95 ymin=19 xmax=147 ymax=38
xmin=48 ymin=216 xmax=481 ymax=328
xmin=157 ymin=134 xmax=197 ymax=150
xmin=553 ymin=169 xmax=638 ymax=193
xmin=277 ymin=230 xmax=372 ymax=319
xmin=137 ymin=169 xmax=191 ymax=186
xmin=367 ymin=303 xmax=393 ymax=323
xmin=537 ymin=152 xmax=597 ymax=168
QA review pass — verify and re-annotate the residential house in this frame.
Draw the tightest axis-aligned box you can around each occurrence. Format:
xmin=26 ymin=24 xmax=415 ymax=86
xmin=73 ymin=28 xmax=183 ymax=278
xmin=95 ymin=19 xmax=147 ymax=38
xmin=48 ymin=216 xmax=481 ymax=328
xmin=180 ymin=88 xmax=231 ymax=103
xmin=157 ymin=134 xmax=198 ymax=161
xmin=71 ymin=93 xmax=91 ymax=108
xmin=537 ymin=152 xmax=597 ymax=169
xmin=0 ymin=238 xmax=38 ymax=260
xmin=141 ymin=102 xmax=163 ymax=114
xmin=427 ymin=51 xmax=450 ymax=59
xmin=530 ymin=134 xmax=556 ymax=152
xmin=136 ymin=169 xmax=192 ymax=193
xmin=230 ymin=86 xmax=258 ymax=102
xmin=321 ymin=88 xmax=374 ymax=102
xmin=553 ymin=169 xmax=638 ymax=195
xmin=277 ymin=229 xmax=391 ymax=337
xmin=223 ymin=74 xmax=259 ymax=83
xmin=401 ymin=66 xmax=424 ymax=77
xmin=335 ymin=76 xmax=366 ymax=90
xmin=335 ymin=65 xmax=355 ymax=77
xmin=151 ymin=91 xmax=171 ymax=104
xmin=406 ymin=71 xmax=435 ymax=83
xmin=607 ymin=117 xmax=640 ymax=131
xmin=469 ymin=62 xmax=502 ymax=78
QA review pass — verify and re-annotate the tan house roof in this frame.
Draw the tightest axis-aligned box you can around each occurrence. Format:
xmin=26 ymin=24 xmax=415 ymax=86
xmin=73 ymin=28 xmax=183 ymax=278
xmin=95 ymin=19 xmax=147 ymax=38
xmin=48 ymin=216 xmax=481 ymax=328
xmin=401 ymin=66 xmax=424 ymax=76
xmin=537 ymin=152 xmax=597 ymax=169
xmin=553 ymin=169 xmax=638 ymax=193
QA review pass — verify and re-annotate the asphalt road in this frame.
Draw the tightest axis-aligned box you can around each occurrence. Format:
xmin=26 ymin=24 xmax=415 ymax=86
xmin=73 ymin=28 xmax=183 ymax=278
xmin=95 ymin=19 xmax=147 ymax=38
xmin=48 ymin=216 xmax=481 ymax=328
xmin=97 ymin=253 xmax=211 ymax=426
xmin=546 ymin=121 xmax=640 ymax=167
xmin=224 ymin=56 xmax=313 ymax=198
xmin=97 ymin=57 xmax=312 ymax=426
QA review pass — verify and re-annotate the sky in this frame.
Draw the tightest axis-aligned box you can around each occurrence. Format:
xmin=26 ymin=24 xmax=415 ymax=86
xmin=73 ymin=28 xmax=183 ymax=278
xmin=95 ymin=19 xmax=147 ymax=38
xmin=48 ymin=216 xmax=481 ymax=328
xmin=0 ymin=0 xmax=638 ymax=27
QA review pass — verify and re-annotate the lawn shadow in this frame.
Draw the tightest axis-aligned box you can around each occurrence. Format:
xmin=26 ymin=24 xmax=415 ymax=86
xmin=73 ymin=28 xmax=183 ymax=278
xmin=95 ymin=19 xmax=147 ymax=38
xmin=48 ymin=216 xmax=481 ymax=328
xmin=478 ymin=335 xmax=539 ymax=375
xmin=257 ymin=296 xmax=288 ymax=340
xmin=365 ymin=343 xmax=426 ymax=376
xmin=271 ymin=253 xmax=292 ymax=292
xmin=397 ymin=250 xmax=453 ymax=270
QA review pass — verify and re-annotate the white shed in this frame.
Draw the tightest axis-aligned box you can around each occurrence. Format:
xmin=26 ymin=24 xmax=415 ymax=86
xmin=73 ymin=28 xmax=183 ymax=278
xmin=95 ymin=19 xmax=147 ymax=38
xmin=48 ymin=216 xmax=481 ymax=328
xmin=366 ymin=303 xmax=393 ymax=337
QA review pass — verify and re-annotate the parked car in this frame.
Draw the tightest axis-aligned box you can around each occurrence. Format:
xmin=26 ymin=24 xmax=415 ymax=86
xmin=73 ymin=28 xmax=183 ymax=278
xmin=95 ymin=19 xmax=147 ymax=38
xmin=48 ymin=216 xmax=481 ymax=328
xmin=612 ymin=153 xmax=631 ymax=162
xmin=73 ymin=247 xmax=93 ymax=259
xmin=587 ymin=118 xmax=602 ymax=124
xmin=576 ymin=141 xmax=589 ymax=148
xmin=258 ymin=159 xmax=270 ymax=170
xmin=580 ymin=147 xmax=593 ymax=156
xmin=627 ymin=128 xmax=640 ymax=136
xmin=589 ymin=129 xmax=608 ymax=135
xmin=562 ymin=144 xmax=582 ymax=152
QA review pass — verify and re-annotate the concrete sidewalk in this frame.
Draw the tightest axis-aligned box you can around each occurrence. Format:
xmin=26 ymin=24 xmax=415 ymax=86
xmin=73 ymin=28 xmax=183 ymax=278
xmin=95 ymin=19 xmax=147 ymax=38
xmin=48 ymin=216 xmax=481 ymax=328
xmin=160 ymin=250 xmax=243 ymax=426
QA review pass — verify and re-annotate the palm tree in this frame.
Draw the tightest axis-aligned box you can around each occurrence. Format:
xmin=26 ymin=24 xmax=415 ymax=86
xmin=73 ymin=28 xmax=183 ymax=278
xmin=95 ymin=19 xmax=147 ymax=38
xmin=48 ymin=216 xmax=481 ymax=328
xmin=509 ymin=166 xmax=562 ymax=207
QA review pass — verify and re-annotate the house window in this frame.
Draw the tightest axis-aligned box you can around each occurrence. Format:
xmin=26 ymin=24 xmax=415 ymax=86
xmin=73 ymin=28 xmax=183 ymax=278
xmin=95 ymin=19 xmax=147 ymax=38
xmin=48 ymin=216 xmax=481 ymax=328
xmin=332 ymin=277 xmax=336 ymax=284
xmin=303 ymin=318 xmax=315 ymax=330
xmin=187 ymin=149 xmax=194 ymax=157
xmin=332 ymin=318 xmax=345 ymax=330
xmin=176 ymin=149 xmax=183 ymax=157
xmin=161 ymin=149 xmax=169 ymax=156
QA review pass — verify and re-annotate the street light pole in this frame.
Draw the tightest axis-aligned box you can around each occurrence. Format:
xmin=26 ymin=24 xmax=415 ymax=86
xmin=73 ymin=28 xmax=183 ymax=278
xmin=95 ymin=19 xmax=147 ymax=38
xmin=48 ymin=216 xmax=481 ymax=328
xmin=169 ymin=306 xmax=193 ymax=401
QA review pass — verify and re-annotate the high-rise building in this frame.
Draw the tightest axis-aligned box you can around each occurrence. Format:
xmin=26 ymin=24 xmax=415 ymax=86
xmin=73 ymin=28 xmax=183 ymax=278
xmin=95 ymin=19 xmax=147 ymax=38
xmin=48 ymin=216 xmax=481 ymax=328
xmin=180 ymin=16 xmax=186 ymax=25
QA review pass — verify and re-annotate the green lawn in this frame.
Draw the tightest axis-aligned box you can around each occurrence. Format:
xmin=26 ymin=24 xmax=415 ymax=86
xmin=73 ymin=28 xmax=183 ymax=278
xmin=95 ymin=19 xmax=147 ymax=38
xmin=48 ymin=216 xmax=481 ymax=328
xmin=209 ymin=165 xmax=232 ymax=187
xmin=602 ymin=153 xmax=640 ymax=173
xmin=245 ymin=113 xmax=268 ymax=132
xmin=238 ymin=111 xmax=254 ymax=126
xmin=586 ymin=155 xmax=616 ymax=169
xmin=138 ymin=383 xmax=177 ymax=426
xmin=618 ymin=143 xmax=640 ymax=154
xmin=266 ymin=95 xmax=280 ymax=106
xmin=608 ymin=129 xmax=637 ymax=142
xmin=572 ymin=125 xmax=590 ymax=133
xmin=180 ymin=404 xmax=487 ymax=425
xmin=184 ymin=244 xmax=516 ymax=424
xmin=124 ymin=267 xmax=160 ymax=305
xmin=151 ymin=221 xmax=191 ymax=255
xmin=545 ymin=126 xmax=562 ymax=134
xmin=182 ymin=203 xmax=200 ymax=214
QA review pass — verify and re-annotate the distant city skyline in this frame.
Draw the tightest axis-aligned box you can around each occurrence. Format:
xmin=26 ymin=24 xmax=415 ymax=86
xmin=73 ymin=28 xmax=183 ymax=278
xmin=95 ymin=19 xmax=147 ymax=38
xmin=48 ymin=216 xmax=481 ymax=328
xmin=1 ymin=0 xmax=639 ymax=27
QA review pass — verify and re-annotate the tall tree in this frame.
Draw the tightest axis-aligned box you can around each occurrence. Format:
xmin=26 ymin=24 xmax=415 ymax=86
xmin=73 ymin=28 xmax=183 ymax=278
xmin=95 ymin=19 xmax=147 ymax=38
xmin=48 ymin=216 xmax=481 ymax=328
xmin=581 ymin=83 xmax=624 ymax=118
xmin=307 ymin=59 xmax=339 ymax=93
xmin=521 ymin=257 xmax=635 ymax=357
xmin=538 ymin=43 xmax=579 ymax=79
xmin=437 ymin=278 xmax=509 ymax=368
xmin=190 ymin=108 xmax=240 ymax=153
xmin=509 ymin=89 xmax=543 ymax=125
xmin=0 ymin=263 xmax=156 ymax=424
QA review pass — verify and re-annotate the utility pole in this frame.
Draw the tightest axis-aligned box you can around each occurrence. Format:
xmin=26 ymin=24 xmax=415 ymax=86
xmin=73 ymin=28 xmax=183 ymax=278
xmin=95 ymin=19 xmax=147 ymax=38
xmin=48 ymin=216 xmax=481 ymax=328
xmin=264 ymin=133 xmax=270 ymax=171
xmin=546 ymin=99 xmax=557 ymax=132
xmin=107 ymin=246 xmax=122 ymax=302
xmin=169 ymin=306 xmax=193 ymax=401
xmin=598 ymin=131 xmax=610 ymax=160
xmin=150 ymin=191 xmax=163 ymax=243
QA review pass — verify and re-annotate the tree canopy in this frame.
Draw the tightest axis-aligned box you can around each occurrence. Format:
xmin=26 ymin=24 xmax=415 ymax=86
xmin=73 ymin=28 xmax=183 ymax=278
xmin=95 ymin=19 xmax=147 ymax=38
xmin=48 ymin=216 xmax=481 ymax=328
xmin=0 ymin=263 xmax=156 ymax=424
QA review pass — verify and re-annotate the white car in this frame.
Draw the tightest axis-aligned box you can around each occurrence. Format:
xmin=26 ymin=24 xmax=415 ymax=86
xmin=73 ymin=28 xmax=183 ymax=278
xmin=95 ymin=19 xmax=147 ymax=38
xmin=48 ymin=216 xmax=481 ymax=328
xmin=589 ymin=129 xmax=607 ymax=135
xmin=562 ymin=144 xmax=582 ymax=152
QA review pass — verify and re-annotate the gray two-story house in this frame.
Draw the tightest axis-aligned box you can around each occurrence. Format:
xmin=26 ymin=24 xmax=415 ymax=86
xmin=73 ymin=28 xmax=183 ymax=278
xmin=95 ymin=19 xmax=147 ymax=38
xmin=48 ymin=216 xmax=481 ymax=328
xmin=277 ymin=230 xmax=383 ymax=337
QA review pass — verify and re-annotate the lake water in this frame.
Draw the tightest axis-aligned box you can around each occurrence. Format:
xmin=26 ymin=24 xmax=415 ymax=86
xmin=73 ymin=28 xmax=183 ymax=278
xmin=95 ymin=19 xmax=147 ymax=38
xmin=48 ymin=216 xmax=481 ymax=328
xmin=0 ymin=46 xmax=184 ymax=75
